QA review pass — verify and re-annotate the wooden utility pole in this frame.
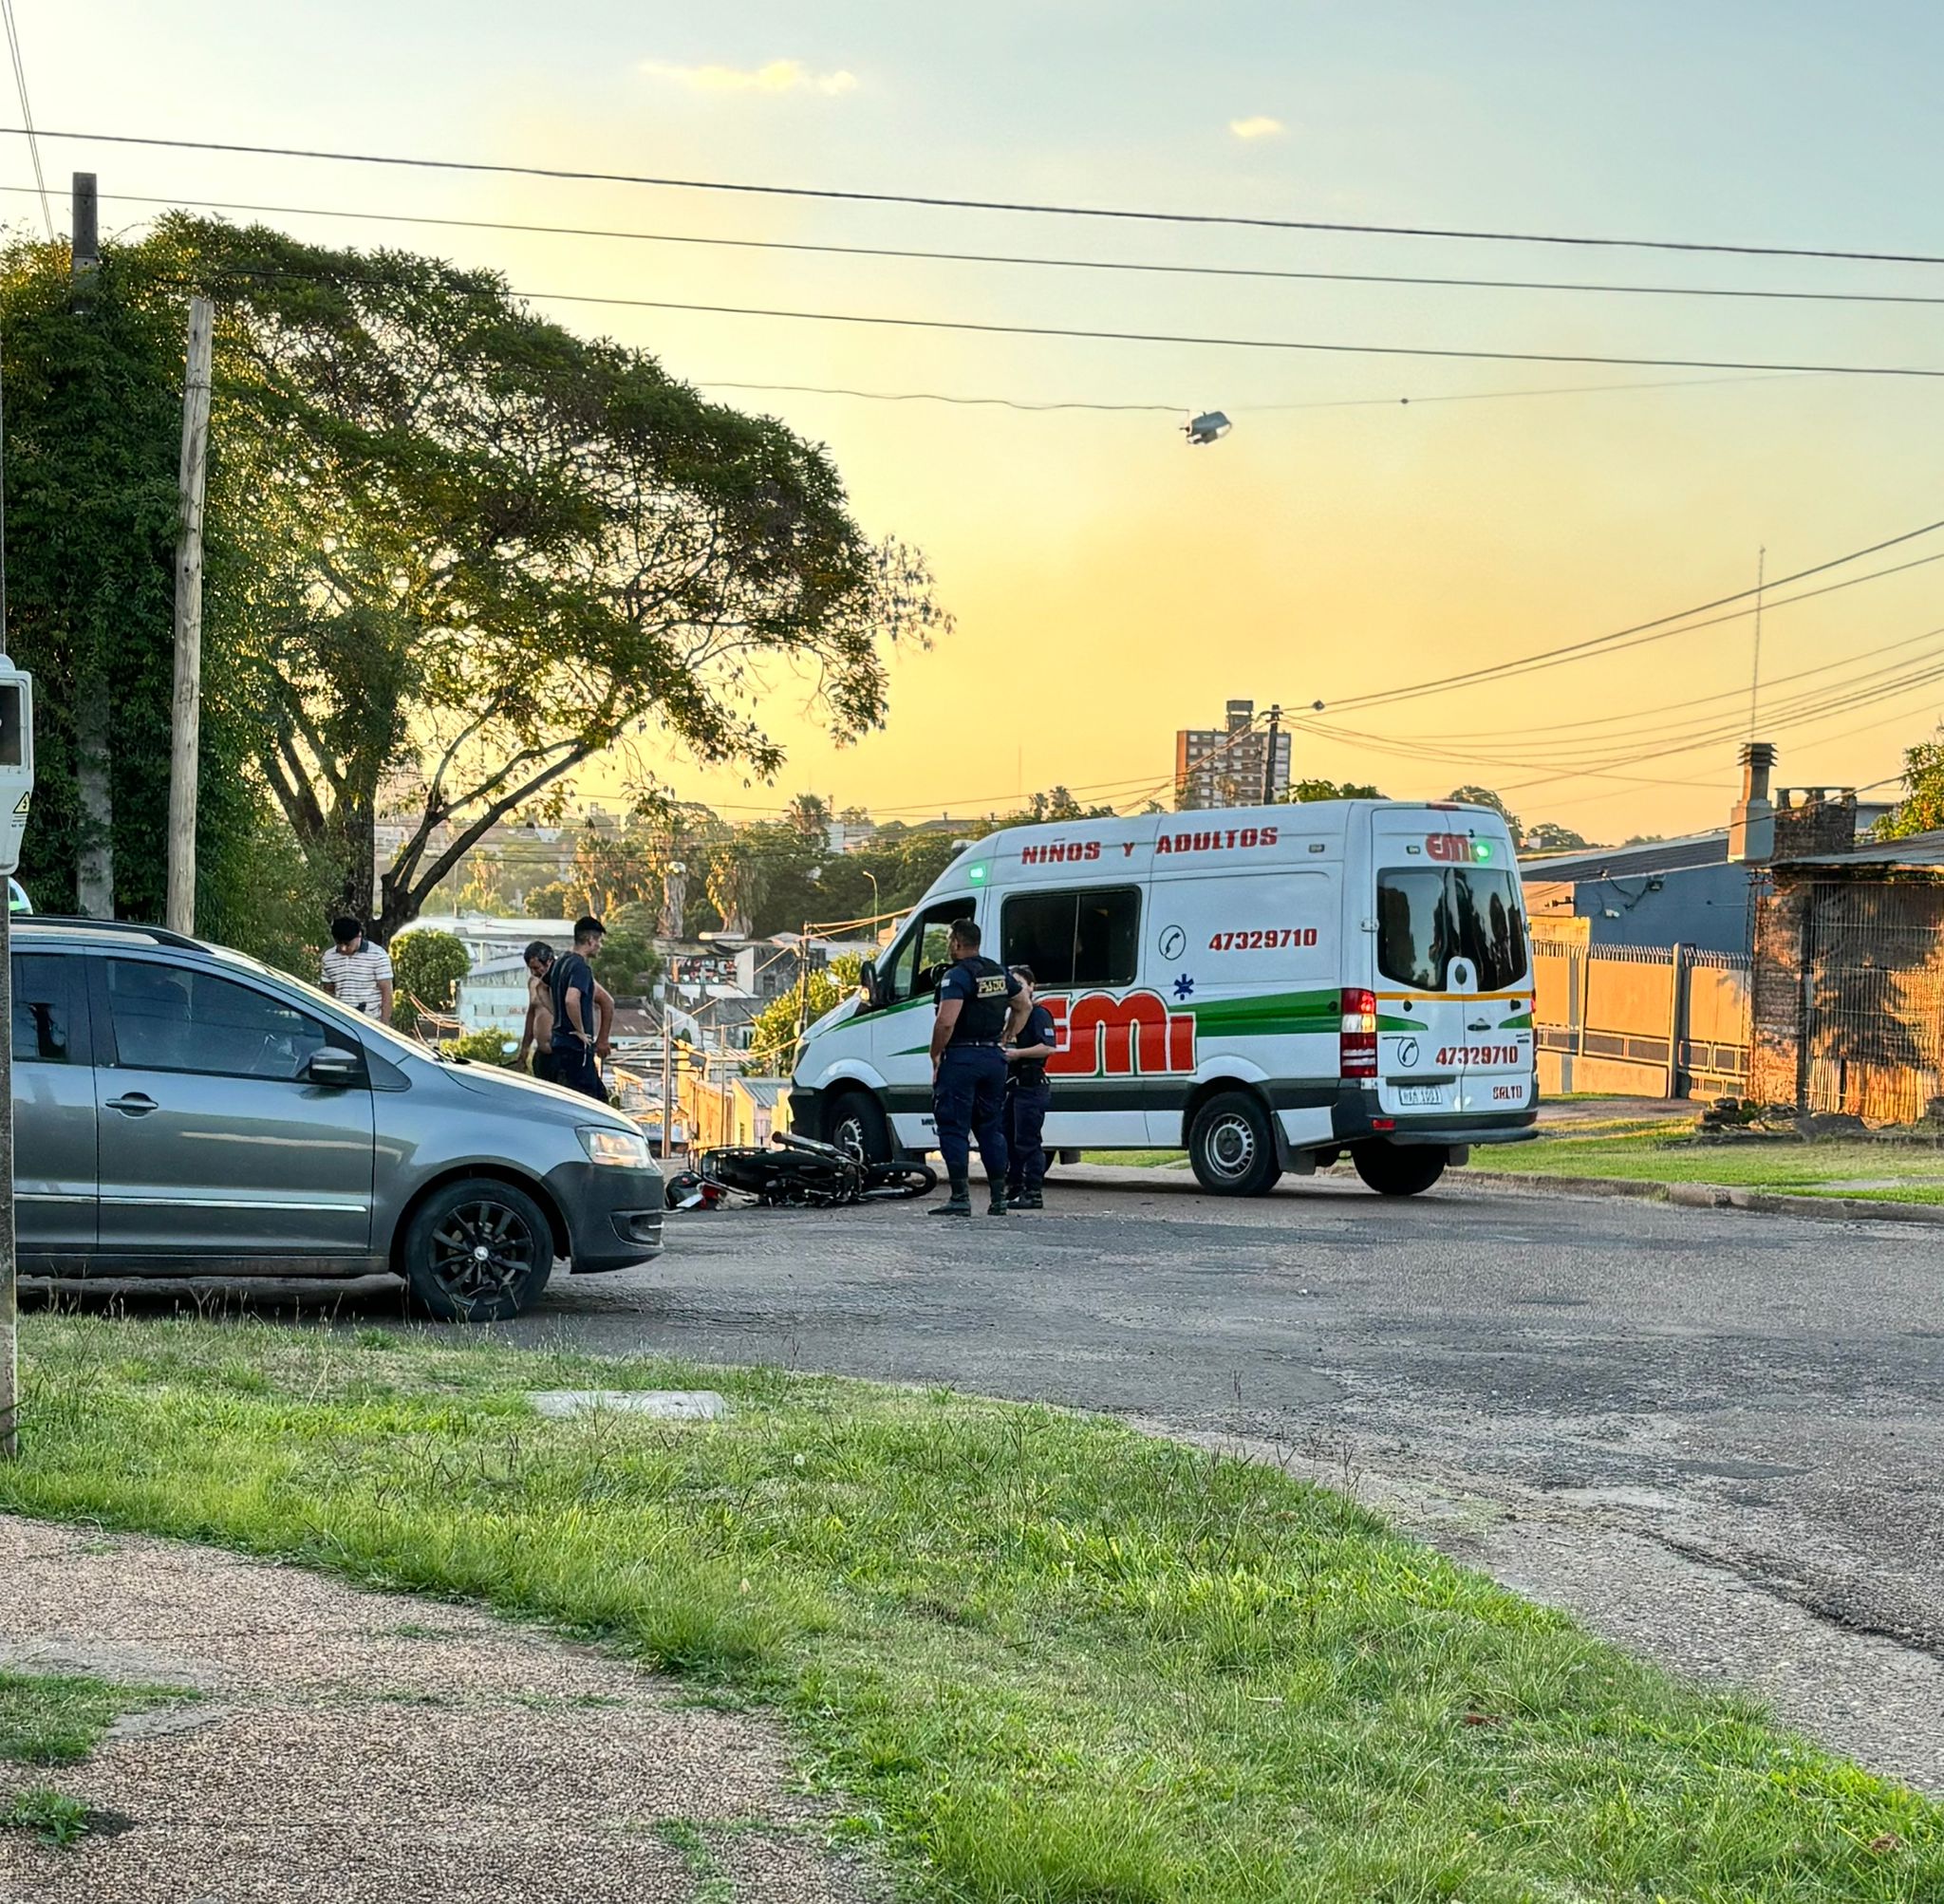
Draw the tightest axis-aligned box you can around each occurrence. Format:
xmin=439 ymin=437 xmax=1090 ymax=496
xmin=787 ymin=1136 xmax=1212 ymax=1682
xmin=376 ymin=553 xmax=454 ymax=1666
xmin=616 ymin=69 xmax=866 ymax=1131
xmin=71 ymin=174 xmax=111 ymax=916
xmin=1261 ymin=703 xmax=1283 ymax=805
xmin=166 ymin=296 xmax=214 ymax=935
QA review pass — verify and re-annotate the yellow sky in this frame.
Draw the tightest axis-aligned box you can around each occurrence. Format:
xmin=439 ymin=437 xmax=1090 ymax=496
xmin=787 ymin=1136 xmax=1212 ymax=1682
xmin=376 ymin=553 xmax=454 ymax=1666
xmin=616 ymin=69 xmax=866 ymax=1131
xmin=31 ymin=3 xmax=1944 ymax=847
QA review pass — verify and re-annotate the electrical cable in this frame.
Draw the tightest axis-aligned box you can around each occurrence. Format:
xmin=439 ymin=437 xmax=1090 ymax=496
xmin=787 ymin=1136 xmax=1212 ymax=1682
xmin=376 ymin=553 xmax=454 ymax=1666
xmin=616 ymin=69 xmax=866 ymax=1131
xmin=1307 ymin=522 xmax=1944 ymax=716
xmin=16 ymin=124 xmax=1944 ymax=268
xmin=13 ymin=180 xmax=1944 ymax=310
xmin=0 ymin=11 xmax=48 ymax=237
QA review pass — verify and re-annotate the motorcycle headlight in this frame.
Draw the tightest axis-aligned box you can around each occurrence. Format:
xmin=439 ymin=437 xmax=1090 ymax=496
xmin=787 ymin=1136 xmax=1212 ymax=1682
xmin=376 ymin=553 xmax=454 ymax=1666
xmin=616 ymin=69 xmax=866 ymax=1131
xmin=580 ymin=1126 xmax=651 ymax=1169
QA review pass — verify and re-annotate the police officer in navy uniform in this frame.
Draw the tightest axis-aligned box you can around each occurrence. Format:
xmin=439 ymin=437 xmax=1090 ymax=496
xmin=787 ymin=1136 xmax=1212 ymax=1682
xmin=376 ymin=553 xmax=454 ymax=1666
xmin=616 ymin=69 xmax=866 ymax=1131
xmin=927 ymin=919 xmax=1029 ymax=1217
xmin=1002 ymin=965 xmax=1057 ymax=1210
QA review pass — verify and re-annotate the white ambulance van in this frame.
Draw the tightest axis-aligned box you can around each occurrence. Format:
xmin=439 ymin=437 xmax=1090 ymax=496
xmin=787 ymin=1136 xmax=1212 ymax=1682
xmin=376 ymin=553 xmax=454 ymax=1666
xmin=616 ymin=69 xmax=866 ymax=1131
xmin=790 ymin=800 xmax=1538 ymax=1196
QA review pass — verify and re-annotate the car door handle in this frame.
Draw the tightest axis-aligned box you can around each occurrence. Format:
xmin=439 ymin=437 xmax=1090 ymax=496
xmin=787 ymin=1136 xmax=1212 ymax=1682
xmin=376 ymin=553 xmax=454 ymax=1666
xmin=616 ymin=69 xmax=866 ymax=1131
xmin=104 ymin=1093 xmax=159 ymax=1117
xmin=1467 ymin=1019 xmax=1490 ymax=1033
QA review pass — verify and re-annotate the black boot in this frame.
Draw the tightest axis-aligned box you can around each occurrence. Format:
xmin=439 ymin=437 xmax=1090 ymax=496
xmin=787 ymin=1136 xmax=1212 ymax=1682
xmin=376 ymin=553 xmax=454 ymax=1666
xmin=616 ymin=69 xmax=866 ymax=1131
xmin=987 ymin=1184 xmax=1009 ymax=1216
xmin=929 ymin=1177 xmax=972 ymax=1217
xmin=1013 ymin=1188 xmax=1043 ymax=1211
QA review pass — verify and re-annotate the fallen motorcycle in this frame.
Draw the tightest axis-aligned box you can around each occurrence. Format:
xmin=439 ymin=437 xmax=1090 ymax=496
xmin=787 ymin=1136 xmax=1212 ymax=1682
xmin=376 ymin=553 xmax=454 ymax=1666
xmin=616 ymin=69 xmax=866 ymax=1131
xmin=676 ymin=1131 xmax=937 ymax=1208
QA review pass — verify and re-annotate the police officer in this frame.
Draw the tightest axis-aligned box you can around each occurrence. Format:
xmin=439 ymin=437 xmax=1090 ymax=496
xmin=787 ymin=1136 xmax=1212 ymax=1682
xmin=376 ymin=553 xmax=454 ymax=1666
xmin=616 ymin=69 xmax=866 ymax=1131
xmin=1002 ymin=965 xmax=1057 ymax=1210
xmin=928 ymin=919 xmax=1029 ymax=1216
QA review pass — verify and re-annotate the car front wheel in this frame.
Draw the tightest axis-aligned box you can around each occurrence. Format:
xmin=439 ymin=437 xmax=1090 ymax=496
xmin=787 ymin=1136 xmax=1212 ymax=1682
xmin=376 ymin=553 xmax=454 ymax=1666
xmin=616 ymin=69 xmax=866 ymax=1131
xmin=402 ymin=1178 xmax=555 ymax=1322
xmin=826 ymin=1090 xmax=891 ymax=1166
xmin=1187 ymin=1091 xmax=1282 ymax=1196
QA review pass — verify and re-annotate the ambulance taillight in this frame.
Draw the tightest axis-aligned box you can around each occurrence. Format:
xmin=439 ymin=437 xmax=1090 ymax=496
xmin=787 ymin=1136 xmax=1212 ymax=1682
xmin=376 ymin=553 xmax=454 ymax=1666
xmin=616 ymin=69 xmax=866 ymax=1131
xmin=1339 ymin=987 xmax=1377 ymax=1079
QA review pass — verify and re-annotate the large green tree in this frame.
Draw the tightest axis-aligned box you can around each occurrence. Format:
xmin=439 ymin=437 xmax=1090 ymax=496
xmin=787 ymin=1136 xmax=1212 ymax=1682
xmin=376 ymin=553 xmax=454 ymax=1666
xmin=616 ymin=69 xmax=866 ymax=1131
xmin=0 ymin=234 xmax=326 ymax=964
xmin=1878 ymin=730 xmax=1944 ymax=839
xmin=170 ymin=216 xmax=946 ymax=939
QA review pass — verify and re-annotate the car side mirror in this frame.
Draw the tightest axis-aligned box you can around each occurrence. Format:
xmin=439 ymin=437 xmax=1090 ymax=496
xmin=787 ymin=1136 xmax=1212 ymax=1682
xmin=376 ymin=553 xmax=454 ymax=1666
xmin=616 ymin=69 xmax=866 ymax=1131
xmin=308 ymin=1046 xmax=365 ymax=1088
xmin=858 ymin=960 xmax=880 ymax=1010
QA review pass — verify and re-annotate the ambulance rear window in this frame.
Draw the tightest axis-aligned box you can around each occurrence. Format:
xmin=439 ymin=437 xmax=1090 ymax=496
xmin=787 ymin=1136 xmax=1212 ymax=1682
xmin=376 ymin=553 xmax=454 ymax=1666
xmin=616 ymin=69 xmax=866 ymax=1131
xmin=1377 ymin=866 xmax=1527 ymax=991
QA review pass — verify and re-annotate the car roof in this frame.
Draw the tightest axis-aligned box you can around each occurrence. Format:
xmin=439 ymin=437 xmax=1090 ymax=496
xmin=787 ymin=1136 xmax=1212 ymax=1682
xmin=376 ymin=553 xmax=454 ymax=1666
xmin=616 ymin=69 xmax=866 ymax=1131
xmin=11 ymin=916 xmax=210 ymax=952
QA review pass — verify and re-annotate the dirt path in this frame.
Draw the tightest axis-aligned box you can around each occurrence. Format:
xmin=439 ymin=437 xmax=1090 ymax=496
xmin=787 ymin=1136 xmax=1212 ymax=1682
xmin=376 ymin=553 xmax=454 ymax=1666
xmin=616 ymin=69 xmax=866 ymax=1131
xmin=0 ymin=1516 xmax=870 ymax=1903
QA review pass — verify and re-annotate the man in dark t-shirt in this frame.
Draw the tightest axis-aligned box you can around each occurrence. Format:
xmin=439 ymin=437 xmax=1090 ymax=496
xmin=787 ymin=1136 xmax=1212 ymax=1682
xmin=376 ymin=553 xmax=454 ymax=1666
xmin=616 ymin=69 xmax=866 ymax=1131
xmin=928 ymin=919 xmax=1030 ymax=1217
xmin=1002 ymin=965 xmax=1057 ymax=1210
xmin=549 ymin=915 xmax=609 ymax=1101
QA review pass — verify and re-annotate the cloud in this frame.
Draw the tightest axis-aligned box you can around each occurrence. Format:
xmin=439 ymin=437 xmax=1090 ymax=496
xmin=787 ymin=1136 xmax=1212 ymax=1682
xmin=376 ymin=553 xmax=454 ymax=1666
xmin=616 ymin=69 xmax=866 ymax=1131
xmin=1228 ymin=115 xmax=1285 ymax=140
xmin=642 ymin=59 xmax=858 ymax=98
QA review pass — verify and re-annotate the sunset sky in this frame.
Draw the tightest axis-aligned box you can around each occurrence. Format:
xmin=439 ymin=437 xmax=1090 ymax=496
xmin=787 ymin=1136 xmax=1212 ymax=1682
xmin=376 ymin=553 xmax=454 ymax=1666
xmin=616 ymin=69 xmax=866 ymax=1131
xmin=17 ymin=2 xmax=1944 ymax=843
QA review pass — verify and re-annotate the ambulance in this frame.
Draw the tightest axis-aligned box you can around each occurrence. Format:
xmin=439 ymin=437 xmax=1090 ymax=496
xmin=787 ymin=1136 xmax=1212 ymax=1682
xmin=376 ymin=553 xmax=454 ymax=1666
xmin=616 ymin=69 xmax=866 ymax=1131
xmin=789 ymin=800 xmax=1539 ymax=1196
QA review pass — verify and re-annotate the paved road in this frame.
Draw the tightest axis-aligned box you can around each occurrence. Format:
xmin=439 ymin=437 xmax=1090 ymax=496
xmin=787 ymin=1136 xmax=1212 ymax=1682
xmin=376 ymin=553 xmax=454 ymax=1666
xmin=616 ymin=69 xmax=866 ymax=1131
xmin=36 ymin=1168 xmax=1944 ymax=1792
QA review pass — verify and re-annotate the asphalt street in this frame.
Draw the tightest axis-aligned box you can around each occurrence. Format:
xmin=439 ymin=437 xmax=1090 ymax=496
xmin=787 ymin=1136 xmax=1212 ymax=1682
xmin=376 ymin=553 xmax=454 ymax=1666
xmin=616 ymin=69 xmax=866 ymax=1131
xmin=35 ymin=1167 xmax=1944 ymax=1793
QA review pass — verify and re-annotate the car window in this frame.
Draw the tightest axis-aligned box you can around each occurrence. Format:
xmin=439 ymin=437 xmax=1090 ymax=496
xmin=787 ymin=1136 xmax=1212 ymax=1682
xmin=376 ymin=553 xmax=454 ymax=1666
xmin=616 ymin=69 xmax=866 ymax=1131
xmin=11 ymin=955 xmax=76 ymax=1064
xmin=1001 ymin=887 xmax=1141 ymax=988
xmin=1377 ymin=867 xmax=1528 ymax=990
xmin=106 ymin=960 xmax=329 ymax=1081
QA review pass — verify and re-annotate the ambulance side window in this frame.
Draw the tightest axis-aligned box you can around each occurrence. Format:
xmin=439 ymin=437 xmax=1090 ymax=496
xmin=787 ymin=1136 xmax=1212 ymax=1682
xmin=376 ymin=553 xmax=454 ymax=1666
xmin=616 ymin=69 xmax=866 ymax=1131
xmin=1001 ymin=887 xmax=1140 ymax=987
xmin=881 ymin=899 xmax=972 ymax=1005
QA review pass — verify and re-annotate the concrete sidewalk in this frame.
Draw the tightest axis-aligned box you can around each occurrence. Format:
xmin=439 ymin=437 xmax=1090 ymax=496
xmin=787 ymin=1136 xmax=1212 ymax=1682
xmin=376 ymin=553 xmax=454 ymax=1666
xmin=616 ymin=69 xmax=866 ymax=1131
xmin=0 ymin=1516 xmax=869 ymax=1904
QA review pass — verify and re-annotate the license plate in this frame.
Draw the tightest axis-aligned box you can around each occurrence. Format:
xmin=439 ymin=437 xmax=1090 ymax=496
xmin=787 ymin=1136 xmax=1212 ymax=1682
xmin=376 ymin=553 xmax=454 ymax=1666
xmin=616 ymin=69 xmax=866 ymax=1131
xmin=1396 ymin=1086 xmax=1445 ymax=1107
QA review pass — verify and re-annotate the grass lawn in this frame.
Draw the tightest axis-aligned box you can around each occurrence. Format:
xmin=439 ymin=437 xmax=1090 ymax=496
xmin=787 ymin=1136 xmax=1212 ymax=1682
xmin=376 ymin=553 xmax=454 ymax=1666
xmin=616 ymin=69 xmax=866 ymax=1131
xmin=1077 ymin=1149 xmax=1187 ymax=1168
xmin=1 ymin=1316 xmax=1937 ymax=1900
xmin=0 ymin=1669 xmax=179 ymax=1847
xmin=1466 ymin=1130 xmax=1944 ymax=1204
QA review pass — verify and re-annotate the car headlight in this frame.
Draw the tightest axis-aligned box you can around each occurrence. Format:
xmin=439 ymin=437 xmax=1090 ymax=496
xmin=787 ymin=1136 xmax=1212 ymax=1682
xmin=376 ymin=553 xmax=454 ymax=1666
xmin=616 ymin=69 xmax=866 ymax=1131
xmin=579 ymin=1126 xmax=652 ymax=1169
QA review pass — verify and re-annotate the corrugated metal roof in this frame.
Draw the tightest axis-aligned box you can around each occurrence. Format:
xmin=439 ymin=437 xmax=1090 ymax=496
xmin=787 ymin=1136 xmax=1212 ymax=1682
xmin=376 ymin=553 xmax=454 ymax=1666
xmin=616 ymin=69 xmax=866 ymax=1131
xmin=1772 ymin=826 xmax=1944 ymax=869
xmin=738 ymin=1077 xmax=789 ymax=1108
xmin=1517 ymin=830 xmax=1729 ymax=885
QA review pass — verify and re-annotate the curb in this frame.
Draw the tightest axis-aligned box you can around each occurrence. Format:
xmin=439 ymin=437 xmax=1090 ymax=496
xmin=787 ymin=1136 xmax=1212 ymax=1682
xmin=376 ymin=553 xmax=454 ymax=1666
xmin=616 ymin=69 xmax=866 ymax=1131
xmin=1460 ymin=1169 xmax=1944 ymax=1226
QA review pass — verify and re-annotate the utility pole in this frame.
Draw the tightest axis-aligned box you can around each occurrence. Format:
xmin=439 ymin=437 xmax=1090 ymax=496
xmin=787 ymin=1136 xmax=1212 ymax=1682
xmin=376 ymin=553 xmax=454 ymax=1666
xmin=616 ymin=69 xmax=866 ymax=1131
xmin=71 ymin=174 xmax=111 ymax=916
xmin=166 ymin=295 xmax=214 ymax=935
xmin=71 ymin=173 xmax=98 ymax=275
xmin=1261 ymin=703 xmax=1282 ymax=805
xmin=659 ymin=1018 xmax=674 ymax=1161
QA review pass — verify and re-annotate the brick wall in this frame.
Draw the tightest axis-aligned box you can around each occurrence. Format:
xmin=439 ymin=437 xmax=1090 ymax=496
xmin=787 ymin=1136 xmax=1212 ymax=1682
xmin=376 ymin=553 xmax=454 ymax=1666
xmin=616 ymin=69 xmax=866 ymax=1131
xmin=1749 ymin=883 xmax=1808 ymax=1106
xmin=1772 ymin=791 xmax=1857 ymax=862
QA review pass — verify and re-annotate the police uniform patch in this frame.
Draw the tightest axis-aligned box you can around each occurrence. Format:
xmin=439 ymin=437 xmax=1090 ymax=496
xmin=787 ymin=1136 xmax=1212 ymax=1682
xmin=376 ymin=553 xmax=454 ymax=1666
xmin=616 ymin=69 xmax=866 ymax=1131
xmin=976 ymin=975 xmax=1007 ymax=998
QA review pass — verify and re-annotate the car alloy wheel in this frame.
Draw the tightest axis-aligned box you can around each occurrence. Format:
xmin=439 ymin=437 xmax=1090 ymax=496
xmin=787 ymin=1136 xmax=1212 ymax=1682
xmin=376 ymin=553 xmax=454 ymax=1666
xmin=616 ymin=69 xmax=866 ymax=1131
xmin=427 ymin=1198 xmax=540 ymax=1306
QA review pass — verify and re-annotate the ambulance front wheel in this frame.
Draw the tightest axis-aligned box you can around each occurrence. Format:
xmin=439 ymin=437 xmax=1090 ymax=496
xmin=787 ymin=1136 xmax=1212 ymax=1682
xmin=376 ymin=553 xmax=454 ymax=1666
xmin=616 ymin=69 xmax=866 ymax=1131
xmin=1187 ymin=1092 xmax=1282 ymax=1197
xmin=1351 ymin=1141 xmax=1447 ymax=1197
xmin=826 ymin=1090 xmax=891 ymax=1166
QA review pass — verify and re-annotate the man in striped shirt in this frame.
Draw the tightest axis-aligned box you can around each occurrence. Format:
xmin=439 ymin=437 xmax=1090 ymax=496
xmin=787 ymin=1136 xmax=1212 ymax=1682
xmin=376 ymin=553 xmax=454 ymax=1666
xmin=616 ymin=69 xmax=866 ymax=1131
xmin=322 ymin=916 xmax=395 ymax=1023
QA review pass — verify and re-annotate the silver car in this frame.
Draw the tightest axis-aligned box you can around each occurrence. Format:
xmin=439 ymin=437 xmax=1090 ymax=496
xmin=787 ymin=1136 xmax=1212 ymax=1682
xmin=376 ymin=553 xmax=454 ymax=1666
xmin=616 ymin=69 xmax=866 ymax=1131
xmin=10 ymin=917 xmax=664 ymax=1320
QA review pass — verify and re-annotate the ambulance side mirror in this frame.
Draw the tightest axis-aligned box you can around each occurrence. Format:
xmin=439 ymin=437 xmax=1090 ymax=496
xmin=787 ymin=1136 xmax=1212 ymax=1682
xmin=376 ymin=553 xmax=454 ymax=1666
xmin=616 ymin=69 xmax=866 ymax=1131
xmin=857 ymin=960 xmax=880 ymax=1011
xmin=0 ymin=667 xmax=35 ymax=877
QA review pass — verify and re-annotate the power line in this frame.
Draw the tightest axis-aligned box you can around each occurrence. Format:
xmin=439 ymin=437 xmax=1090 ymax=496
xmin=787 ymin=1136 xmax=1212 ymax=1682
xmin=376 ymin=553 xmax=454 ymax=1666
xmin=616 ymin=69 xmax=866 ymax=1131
xmin=18 ymin=180 xmax=1944 ymax=310
xmin=15 ymin=125 xmax=1944 ymax=267
xmin=0 ymin=16 xmax=47 ymax=238
xmin=1308 ymin=521 xmax=1944 ymax=716
xmin=181 ymin=261 xmax=1944 ymax=383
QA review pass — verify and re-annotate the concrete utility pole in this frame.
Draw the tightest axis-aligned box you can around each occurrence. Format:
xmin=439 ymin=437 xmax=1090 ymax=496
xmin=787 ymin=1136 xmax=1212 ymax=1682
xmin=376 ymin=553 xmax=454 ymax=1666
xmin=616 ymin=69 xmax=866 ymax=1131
xmin=1261 ymin=703 xmax=1282 ymax=805
xmin=166 ymin=296 xmax=214 ymax=935
xmin=70 ymin=175 xmax=110 ymax=916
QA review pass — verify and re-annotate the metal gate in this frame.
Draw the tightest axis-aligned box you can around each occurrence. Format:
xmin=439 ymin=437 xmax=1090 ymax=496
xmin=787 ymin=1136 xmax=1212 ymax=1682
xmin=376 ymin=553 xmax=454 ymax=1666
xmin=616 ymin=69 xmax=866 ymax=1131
xmin=1803 ymin=882 xmax=1944 ymax=1122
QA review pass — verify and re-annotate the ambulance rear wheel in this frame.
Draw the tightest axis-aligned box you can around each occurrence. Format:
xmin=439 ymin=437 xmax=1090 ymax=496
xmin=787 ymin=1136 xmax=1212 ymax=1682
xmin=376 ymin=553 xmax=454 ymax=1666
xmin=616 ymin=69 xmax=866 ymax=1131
xmin=1352 ymin=1141 xmax=1447 ymax=1197
xmin=1188 ymin=1092 xmax=1281 ymax=1197
xmin=826 ymin=1091 xmax=891 ymax=1167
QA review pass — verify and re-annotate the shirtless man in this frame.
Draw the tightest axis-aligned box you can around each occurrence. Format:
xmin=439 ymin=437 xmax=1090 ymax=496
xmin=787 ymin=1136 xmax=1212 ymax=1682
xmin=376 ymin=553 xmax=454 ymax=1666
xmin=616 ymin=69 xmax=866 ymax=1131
xmin=515 ymin=941 xmax=559 ymax=1082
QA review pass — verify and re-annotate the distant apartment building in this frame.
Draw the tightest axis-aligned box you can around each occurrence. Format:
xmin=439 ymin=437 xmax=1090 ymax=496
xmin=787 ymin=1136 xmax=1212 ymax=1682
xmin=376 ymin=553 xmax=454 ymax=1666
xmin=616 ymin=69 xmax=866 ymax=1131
xmin=1174 ymin=700 xmax=1292 ymax=811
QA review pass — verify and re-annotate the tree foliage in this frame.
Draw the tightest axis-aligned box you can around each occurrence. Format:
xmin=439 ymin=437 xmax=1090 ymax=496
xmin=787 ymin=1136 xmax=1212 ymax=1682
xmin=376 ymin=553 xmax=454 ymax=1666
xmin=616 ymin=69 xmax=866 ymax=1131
xmin=390 ymin=929 xmax=471 ymax=1032
xmin=165 ymin=215 xmax=947 ymax=937
xmin=1521 ymin=821 xmax=1590 ymax=852
xmin=1283 ymin=778 xmax=1384 ymax=803
xmin=745 ymin=954 xmax=864 ymax=1076
xmin=1447 ymin=786 xmax=1522 ymax=837
xmin=1877 ymin=732 xmax=1944 ymax=840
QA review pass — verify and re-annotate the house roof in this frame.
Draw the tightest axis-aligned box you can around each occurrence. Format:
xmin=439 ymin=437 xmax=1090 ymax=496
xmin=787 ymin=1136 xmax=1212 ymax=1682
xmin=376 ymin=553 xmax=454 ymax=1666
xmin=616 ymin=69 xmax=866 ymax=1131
xmin=1769 ymin=826 xmax=1944 ymax=871
xmin=737 ymin=1077 xmax=789 ymax=1109
xmin=1517 ymin=830 xmax=1730 ymax=885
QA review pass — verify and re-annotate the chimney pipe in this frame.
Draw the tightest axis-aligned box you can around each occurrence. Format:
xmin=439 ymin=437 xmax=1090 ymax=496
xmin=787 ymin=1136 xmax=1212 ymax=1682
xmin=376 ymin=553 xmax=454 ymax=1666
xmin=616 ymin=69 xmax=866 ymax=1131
xmin=1729 ymin=739 xmax=1776 ymax=863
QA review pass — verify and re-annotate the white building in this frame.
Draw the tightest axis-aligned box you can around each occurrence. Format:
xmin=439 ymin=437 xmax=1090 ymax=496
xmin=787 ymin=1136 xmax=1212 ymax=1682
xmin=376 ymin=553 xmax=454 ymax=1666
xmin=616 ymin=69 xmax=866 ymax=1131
xmin=393 ymin=912 xmax=578 ymax=970
xmin=454 ymin=954 xmax=533 ymax=1041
